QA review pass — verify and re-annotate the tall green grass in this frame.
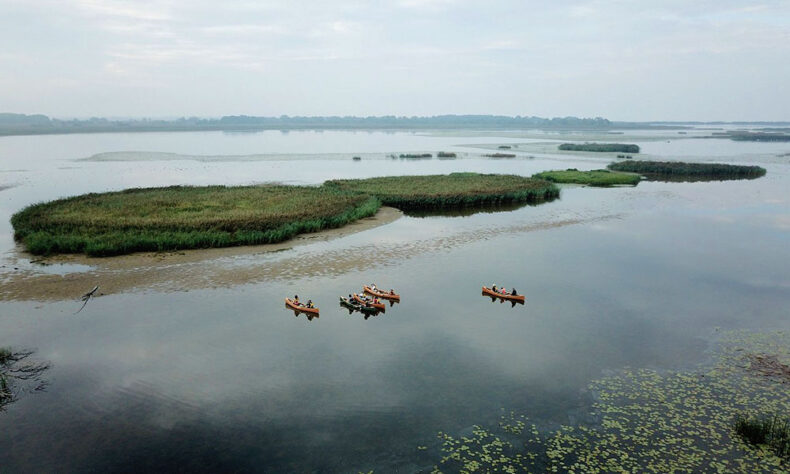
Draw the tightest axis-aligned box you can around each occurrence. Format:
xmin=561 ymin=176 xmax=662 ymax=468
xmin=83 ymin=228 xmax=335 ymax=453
xmin=12 ymin=185 xmax=380 ymax=256
xmin=735 ymin=414 xmax=790 ymax=459
xmin=533 ymin=169 xmax=640 ymax=186
xmin=559 ymin=143 xmax=640 ymax=153
xmin=608 ymin=160 xmax=767 ymax=180
xmin=325 ymin=173 xmax=559 ymax=210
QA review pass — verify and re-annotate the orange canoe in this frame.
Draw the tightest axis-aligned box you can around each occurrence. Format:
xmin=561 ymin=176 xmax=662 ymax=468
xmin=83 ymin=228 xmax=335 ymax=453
xmin=482 ymin=286 xmax=525 ymax=302
xmin=285 ymin=298 xmax=319 ymax=314
xmin=363 ymin=285 xmax=401 ymax=301
xmin=353 ymin=293 xmax=386 ymax=311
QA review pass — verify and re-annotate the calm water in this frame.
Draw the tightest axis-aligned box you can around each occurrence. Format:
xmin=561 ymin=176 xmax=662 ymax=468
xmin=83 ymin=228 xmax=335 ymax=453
xmin=1 ymin=129 xmax=789 ymax=472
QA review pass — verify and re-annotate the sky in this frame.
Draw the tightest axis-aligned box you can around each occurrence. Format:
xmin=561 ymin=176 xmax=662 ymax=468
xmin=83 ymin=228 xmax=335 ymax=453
xmin=0 ymin=0 xmax=788 ymax=121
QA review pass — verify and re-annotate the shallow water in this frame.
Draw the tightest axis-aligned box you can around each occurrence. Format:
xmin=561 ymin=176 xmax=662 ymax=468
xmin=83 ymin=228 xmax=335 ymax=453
xmin=1 ymin=129 xmax=789 ymax=472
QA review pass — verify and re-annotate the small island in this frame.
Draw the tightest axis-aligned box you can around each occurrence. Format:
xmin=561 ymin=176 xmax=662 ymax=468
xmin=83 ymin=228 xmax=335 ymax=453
xmin=559 ymin=143 xmax=640 ymax=153
xmin=608 ymin=160 xmax=767 ymax=181
xmin=325 ymin=173 xmax=558 ymax=210
xmin=12 ymin=173 xmax=558 ymax=256
xmin=533 ymin=169 xmax=640 ymax=186
xmin=399 ymin=153 xmax=432 ymax=159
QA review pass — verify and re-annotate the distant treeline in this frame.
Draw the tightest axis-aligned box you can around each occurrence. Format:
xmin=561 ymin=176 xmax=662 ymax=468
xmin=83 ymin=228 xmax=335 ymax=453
xmin=0 ymin=113 xmax=653 ymax=136
xmin=608 ymin=161 xmax=767 ymax=180
xmin=559 ymin=143 xmax=640 ymax=153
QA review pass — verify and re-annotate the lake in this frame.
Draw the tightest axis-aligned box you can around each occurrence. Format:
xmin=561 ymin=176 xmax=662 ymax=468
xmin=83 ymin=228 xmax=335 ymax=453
xmin=1 ymin=129 xmax=789 ymax=472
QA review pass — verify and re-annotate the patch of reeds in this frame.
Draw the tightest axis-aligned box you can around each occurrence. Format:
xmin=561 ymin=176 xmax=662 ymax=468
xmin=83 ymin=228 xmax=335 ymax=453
xmin=608 ymin=160 xmax=767 ymax=180
xmin=533 ymin=169 xmax=640 ymax=186
xmin=325 ymin=173 xmax=559 ymax=210
xmin=559 ymin=143 xmax=640 ymax=153
xmin=12 ymin=185 xmax=380 ymax=256
xmin=734 ymin=413 xmax=790 ymax=459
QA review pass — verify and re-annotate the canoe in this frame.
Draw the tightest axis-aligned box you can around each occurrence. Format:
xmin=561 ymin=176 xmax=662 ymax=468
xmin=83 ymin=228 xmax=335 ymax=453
xmin=352 ymin=293 xmax=386 ymax=311
xmin=340 ymin=297 xmax=378 ymax=315
xmin=285 ymin=297 xmax=319 ymax=314
xmin=481 ymin=286 xmax=525 ymax=302
xmin=363 ymin=285 xmax=401 ymax=301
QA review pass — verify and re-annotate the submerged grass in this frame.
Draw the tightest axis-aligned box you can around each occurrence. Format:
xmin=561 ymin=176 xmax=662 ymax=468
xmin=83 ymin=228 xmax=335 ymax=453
xmin=12 ymin=185 xmax=380 ymax=256
xmin=533 ymin=169 xmax=641 ymax=186
xmin=325 ymin=173 xmax=559 ymax=210
xmin=608 ymin=160 xmax=767 ymax=181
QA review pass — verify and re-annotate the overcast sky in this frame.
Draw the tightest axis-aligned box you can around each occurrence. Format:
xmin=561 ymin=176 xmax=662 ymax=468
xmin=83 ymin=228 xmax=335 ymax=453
xmin=1 ymin=0 xmax=788 ymax=121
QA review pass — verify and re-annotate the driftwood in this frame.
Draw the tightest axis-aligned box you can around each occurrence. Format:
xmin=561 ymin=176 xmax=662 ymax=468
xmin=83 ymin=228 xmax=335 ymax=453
xmin=74 ymin=285 xmax=99 ymax=314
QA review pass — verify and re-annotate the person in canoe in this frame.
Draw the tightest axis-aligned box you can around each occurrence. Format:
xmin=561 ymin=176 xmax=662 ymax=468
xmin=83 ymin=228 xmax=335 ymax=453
xmin=294 ymin=295 xmax=300 ymax=306
xmin=370 ymin=283 xmax=378 ymax=291
xmin=306 ymin=300 xmax=314 ymax=308
xmin=511 ymin=288 xmax=518 ymax=296
xmin=491 ymin=284 xmax=498 ymax=292
xmin=389 ymin=289 xmax=395 ymax=295
xmin=500 ymin=286 xmax=507 ymax=295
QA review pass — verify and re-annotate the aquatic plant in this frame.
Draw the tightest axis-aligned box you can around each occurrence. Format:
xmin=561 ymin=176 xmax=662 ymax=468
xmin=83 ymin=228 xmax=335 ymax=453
xmin=12 ymin=185 xmax=380 ymax=256
xmin=430 ymin=330 xmax=790 ymax=473
xmin=734 ymin=414 xmax=790 ymax=459
xmin=533 ymin=169 xmax=640 ymax=186
xmin=0 ymin=348 xmax=50 ymax=411
xmin=608 ymin=160 xmax=767 ymax=180
xmin=559 ymin=143 xmax=640 ymax=153
xmin=326 ymin=173 xmax=559 ymax=210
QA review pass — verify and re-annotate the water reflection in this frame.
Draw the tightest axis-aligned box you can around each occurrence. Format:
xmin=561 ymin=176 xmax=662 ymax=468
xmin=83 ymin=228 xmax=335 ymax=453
xmin=403 ymin=201 xmax=535 ymax=218
xmin=0 ymin=348 xmax=50 ymax=412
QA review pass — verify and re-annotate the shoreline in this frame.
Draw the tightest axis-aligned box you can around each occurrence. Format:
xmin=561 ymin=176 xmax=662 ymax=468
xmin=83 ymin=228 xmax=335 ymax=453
xmin=0 ymin=206 xmax=402 ymax=302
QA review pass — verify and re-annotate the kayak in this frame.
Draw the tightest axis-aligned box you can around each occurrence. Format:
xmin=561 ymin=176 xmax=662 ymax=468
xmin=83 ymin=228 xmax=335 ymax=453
xmin=481 ymin=286 xmax=525 ymax=302
xmin=352 ymin=293 xmax=386 ymax=311
xmin=340 ymin=296 xmax=379 ymax=315
xmin=285 ymin=297 xmax=319 ymax=314
xmin=363 ymin=285 xmax=401 ymax=301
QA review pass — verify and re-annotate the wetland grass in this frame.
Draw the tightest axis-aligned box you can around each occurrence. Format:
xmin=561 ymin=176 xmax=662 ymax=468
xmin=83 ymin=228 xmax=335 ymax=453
xmin=533 ymin=168 xmax=641 ymax=186
xmin=12 ymin=185 xmax=380 ymax=256
xmin=608 ymin=160 xmax=767 ymax=181
xmin=325 ymin=173 xmax=559 ymax=210
xmin=735 ymin=414 xmax=790 ymax=459
xmin=559 ymin=143 xmax=640 ymax=153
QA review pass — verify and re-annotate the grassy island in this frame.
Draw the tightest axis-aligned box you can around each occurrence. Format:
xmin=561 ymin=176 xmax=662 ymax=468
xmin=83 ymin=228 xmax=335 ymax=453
xmin=608 ymin=160 xmax=767 ymax=181
xmin=12 ymin=173 xmax=558 ymax=256
xmin=326 ymin=173 xmax=559 ymax=210
xmin=533 ymin=169 xmax=641 ymax=186
xmin=12 ymin=185 xmax=380 ymax=256
xmin=559 ymin=143 xmax=640 ymax=153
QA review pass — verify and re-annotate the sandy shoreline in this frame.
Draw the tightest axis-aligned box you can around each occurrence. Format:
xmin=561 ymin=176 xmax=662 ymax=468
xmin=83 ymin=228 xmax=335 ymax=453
xmin=0 ymin=206 xmax=402 ymax=302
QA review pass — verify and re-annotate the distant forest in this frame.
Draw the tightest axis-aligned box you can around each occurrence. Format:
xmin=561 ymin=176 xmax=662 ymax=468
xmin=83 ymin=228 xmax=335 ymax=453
xmin=0 ymin=113 xmax=653 ymax=136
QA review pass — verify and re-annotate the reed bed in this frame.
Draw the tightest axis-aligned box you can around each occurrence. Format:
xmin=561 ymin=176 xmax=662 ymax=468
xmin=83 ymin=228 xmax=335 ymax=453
xmin=533 ymin=169 xmax=640 ymax=186
xmin=559 ymin=143 xmax=640 ymax=153
xmin=735 ymin=414 xmax=790 ymax=459
xmin=12 ymin=185 xmax=380 ymax=256
xmin=608 ymin=160 xmax=767 ymax=180
xmin=325 ymin=173 xmax=559 ymax=210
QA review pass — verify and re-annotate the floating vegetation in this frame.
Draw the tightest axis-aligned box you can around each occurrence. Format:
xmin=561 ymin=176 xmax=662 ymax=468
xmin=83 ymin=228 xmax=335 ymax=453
xmin=430 ymin=330 xmax=790 ymax=472
xmin=559 ymin=143 xmax=640 ymax=153
xmin=437 ymin=152 xmax=457 ymax=158
xmin=608 ymin=160 xmax=767 ymax=181
xmin=326 ymin=173 xmax=559 ymax=211
xmin=533 ymin=169 xmax=640 ymax=187
xmin=399 ymin=153 xmax=432 ymax=159
xmin=734 ymin=414 xmax=790 ymax=459
xmin=484 ymin=153 xmax=516 ymax=158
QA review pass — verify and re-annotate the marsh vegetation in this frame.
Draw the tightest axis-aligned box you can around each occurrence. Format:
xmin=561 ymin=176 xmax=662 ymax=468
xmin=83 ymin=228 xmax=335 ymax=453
xmin=12 ymin=174 xmax=559 ymax=256
xmin=533 ymin=169 xmax=641 ymax=186
xmin=325 ymin=173 xmax=559 ymax=210
xmin=12 ymin=185 xmax=380 ymax=256
xmin=559 ymin=143 xmax=640 ymax=153
xmin=608 ymin=160 xmax=767 ymax=181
